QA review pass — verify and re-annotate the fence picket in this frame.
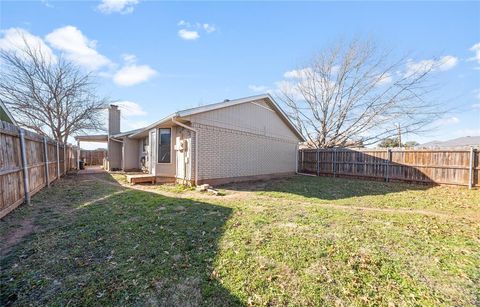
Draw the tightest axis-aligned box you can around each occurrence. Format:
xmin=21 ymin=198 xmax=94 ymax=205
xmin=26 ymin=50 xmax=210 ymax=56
xmin=0 ymin=120 xmax=78 ymax=218
xmin=298 ymin=147 xmax=478 ymax=188
xmin=43 ymin=137 xmax=49 ymax=187
xmin=19 ymin=129 xmax=30 ymax=205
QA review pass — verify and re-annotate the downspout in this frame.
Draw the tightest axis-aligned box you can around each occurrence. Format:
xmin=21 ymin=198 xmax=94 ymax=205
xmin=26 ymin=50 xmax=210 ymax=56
xmin=171 ymin=117 xmax=198 ymax=186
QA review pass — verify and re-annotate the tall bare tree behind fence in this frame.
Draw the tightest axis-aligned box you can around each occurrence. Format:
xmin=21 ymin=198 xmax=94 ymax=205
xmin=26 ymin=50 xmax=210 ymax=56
xmin=0 ymin=120 xmax=78 ymax=218
xmin=298 ymin=148 xmax=478 ymax=188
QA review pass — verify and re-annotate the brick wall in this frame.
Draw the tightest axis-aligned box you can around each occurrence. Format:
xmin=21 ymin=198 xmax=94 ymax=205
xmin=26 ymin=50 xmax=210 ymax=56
xmin=193 ymin=123 xmax=297 ymax=180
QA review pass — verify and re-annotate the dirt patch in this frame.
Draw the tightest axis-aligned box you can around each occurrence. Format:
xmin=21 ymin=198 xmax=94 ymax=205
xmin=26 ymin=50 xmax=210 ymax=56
xmin=1 ymin=218 xmax=35 ymax=255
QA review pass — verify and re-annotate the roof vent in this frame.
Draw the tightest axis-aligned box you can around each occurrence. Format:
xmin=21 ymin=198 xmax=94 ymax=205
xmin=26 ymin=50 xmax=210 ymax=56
xmin=224 ymin=99 xmax=230 ymax=102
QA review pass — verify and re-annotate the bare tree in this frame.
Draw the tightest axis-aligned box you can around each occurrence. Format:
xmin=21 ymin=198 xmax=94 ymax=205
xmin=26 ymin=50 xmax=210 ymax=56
xmin=0 ymin=35 xmax=107 ymax=144
xmin=278 ymin=40 xmax=445 ymax=148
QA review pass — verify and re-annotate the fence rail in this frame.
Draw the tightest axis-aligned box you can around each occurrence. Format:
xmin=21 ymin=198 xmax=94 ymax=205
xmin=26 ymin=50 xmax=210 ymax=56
xmin=298 ymin=148 xmax=479 ymax=188
xmin=0 ymin=120 xmax=78 ymax=218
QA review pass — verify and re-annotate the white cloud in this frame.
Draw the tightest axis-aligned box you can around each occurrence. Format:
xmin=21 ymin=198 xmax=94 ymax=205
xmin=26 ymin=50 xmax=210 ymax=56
xmin=1 ymin=27 xmax=157 ymax=87
xmin=406 ymin=60 xmax=434 ymax=76
xmin=376 ymin=73 xmax=392 ymax=85
xmin=437 ymin=55 xmax=458 ymax=71
xmin=113 ymin=64 xmax=156 ymax=86
xmin=177 ymin=20 xmax=190 ymax=27
xmin=122 ymin=53 xmax=136 ymax=64
xmin=276 ymin=68 xmax=337 ymax=100
xmin=275 ymin=80 xmax=304 ymax=100
xmin=248 ymin=85 xmax=269 ymax=93
xmin=176 ymin=20 xmax=216 ymax=40
xmin=97 ymin=0 xmax=139 ymax=14
xmin=40 ymin=0 xmax=54 ymax=8
xmin=116 ymin=101 xmax=146 ymax=116
xmin=124 ymin=120 xmax=149 ymax=130
xmin=178 ymin=29 xmax=199 ymax=40
xmin=283 ymin=68 xmax=313 ymax=79
xmin=434 ymin=116 xmax=460 ymax=126
xmin=469 ymin=42 xmax=480 ymax=64
xmin=405 ymin=55 xmax=458 ymax=76
xmin=284 ymin=66 xmax=341 ymax=79
xmin=45 ymin=26 xmax=111 ymax=71
xmin=472 ymin=104 xmax=480 ymax=109
xmin=0 ymin=28 xmax=56 ymax=62
xmin=203 ymin=23 xmax=216 ymax=33
xmin=113 ymin=54 xmax=156 ymax=86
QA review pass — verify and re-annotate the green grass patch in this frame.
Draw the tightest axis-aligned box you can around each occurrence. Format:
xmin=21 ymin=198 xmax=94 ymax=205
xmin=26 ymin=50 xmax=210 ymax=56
xmin=1 ymin=174 xmax=479 ymax=306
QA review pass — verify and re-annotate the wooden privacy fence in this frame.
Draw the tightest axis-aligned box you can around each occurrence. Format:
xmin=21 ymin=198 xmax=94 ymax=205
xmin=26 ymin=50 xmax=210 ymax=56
xmin=80 ymin=149 xmax=107 ymax=166
xmin=0 ymin=120 xmax=78 ymax=218
xmin=298 ymin=148 xmax=479 ymax=188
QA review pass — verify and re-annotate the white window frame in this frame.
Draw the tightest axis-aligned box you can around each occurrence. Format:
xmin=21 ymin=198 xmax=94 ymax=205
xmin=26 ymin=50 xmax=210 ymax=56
xmin=157 ymin=128 xmax=172 ymax=164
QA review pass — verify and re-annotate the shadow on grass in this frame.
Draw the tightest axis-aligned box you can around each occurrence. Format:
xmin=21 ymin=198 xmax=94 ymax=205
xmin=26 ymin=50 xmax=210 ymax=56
xmin=0 ymin=172 xmax=243 ymax=306
xmin=223 ymin=147 xmax=447 ymax=202
xmin=221 ymin=174 xmax=431 ymax=201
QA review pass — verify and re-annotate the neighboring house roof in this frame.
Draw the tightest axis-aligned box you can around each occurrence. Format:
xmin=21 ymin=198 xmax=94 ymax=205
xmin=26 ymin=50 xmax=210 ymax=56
xmin=129 ymin=94 xmax=305 ymax=141
xmin=0 ymin=101 xmax=17 ymax=125
xmin=421 ymin=136 xmax=480 ymax=147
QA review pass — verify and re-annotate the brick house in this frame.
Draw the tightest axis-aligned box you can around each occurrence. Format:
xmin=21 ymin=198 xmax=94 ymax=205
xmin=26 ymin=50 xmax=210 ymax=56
xmin=76 ymin=94 xmax=305 ymax=185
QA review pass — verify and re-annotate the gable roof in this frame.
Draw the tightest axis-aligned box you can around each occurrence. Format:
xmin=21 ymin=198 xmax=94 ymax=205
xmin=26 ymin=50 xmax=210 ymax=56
xmin=0 ymin=101 xmax=17 ymax=125
xmin=130 ymin=94 xmax=305 ymax=141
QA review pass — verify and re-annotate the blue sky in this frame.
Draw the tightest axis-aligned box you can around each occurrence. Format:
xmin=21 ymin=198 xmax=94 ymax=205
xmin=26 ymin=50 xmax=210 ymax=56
xmin=1 ymin=0 xmax=479 ymax=148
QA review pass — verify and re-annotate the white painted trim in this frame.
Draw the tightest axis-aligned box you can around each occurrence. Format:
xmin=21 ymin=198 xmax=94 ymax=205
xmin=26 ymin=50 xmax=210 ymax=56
xmin=148 ymin=130 xmax=156 ymax=174
xmin=251 ymin=101 xmax=275 ymax=112
xmin=177 ymin=94 xmax=269 ymax=117
xmin=171 ymin=117 xmax=198 ymax=186
xmin=157 ymin=127 xmax=173 ymax=164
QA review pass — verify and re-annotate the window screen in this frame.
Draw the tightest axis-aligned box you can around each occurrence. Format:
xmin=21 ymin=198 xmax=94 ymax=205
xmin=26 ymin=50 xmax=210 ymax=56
xmin=158 ymin=128 xmax=171 ymax=163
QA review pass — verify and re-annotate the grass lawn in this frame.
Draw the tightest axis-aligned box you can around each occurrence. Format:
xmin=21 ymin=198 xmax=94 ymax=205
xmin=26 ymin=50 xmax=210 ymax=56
xmin=1 ymin=173 xmax=479 ymax=306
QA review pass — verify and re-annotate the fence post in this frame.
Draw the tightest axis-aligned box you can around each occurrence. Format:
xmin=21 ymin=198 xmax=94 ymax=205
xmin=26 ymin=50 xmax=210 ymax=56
xmin=301 ymin=149 xmax=304 ymax=172
xmin=77 ymin=141 xmax=81 ymax=170
xmin=469 ymin=147 xmax=475 ymax=189
xmin=386 ymin=148 xmax=391 ymax=182
xmin=316 ymin=147 xmax=320 ymax=176
xmin=56 ymin=141 xmax=60 ymax=179
xmin=64 ymin=145 xmax=67 ymax=174
xmin=333 ymin=148 xmax=336 ymax=177
xmin=19 ymin=129 xmax=31 ymax=205
xmin=43 ymin=137 xmax=50 ymax=187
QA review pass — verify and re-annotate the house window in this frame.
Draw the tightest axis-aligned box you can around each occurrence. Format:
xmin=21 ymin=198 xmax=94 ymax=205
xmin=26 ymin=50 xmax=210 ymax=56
xmin=142 ymin=137 xmax=148 ymax=153
xmin=158 ymin=128 xmax=171 ymax=163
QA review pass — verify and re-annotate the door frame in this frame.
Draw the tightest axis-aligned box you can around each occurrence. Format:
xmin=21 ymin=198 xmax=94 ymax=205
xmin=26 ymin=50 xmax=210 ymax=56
xmin=148 ymin=130 xmax=156 ymax=175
